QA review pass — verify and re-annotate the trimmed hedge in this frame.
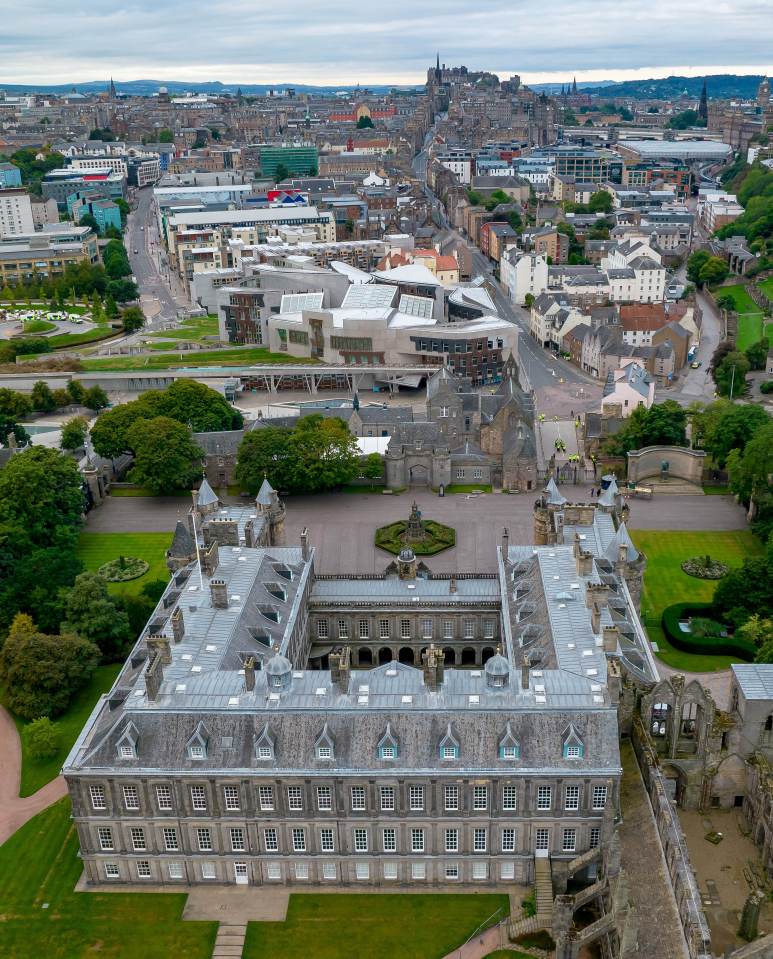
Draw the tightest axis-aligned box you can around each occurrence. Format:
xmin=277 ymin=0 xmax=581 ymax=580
xmin=661 ymin=602 xmax=756 ymax=660
xmin=375 ymin=519 xmax=456 ymax=556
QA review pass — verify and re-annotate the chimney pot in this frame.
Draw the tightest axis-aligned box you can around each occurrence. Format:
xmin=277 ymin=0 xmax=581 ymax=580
xmin=210 ymin=578 xmax=228 ymax=608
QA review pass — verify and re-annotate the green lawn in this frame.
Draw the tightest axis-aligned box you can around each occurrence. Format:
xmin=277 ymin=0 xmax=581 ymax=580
xmin=443 ymin=484 xmax=493 ymax=494
xmin=81 ymin=346 xmax=311 ymax=371
xmin=77 ymin=531 xmax=172 ymax=597
xmin=0 ymin=799 xmax=217 ymax=959
xmin=243 ymin=893 xmax=509 ymax=959
xmin=736 ymin=314 xmax=770 ymax=351
xmin=758 ymin=276 xmax=773 ymax=300
xmin=5 ymin=664 xmax=121 ymax=797
xmin=23 ymin=318 xmax=57 ymax=334
xmin=50 ymin=326 xmax=117 ymax=350
xmin=110 ymin=486 xmax=192 ymax=498
xmin=702 ymin=485 xmax=731 ymax=495
xmin=630 ymin=530 xmax=764 ymax=672
xmin=716 ymin=283 xmax=763 ymax=318
xmin=145 ymin=315 xmax=219 ymax=344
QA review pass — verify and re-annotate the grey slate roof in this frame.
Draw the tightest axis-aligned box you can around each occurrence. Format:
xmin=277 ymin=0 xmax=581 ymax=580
xmin=733 ymin=665 xmax=773 ymax=700
xmin=197 ymin=477 xmax=219 ymax=506
xmin=545 ymin=477 xmax=567 ymax=506
xmin=169 ymin=521 xmax=195 ymax=557
xmin=256 ymin=477 xmax=275 ymax=506
xmin=603 ymin=522 xmax=639 ymax=564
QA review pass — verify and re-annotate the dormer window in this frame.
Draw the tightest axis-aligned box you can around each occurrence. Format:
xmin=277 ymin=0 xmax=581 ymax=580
xmin=315 ymin=723 xmax=335 ymax=761
xmin=377 ymin=723 xmax=399 ymax=760
xmin=119 ymin=744 xmax=135 ymax=759
xmin=116 ymin=721 xmax=139 ymax=761
xmin=562 ymin=724 xmax=585 ymax=760
xmin=254 ymin=725 xmax=275 ymax=761
xmin=439 ymin=724 xmax=460 ymax=760
xmin=498 ymin=722 xmax=520 ymax=761
xmin=186 ymin=722 xmax=209 ymax=761
xmin=501 ymin=745 xmax=519 ymax=759
xmin=189 ymin=744 xmax=205 ymax=760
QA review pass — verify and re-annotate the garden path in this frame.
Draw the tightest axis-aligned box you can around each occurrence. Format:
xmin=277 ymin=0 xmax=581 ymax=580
xmin=0 ymin=705 xmax=67 ymax=846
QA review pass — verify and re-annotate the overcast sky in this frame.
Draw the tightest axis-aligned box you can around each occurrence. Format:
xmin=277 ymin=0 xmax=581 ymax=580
xmin=1 ymin=0 xmax=771 ymax=86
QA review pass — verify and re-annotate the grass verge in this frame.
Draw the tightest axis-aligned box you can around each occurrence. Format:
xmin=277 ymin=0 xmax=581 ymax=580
xmin=77 ymin=532 xmax=172 ymax=597
xmin=109 ymin=486 xmax=191 ymax=498
xmin=630 ymin=530 xmax=763 ymax=672
xmin=0 ymin=799 xmax=217 ymax=959
xmin=442 ymin=484 xmax=493 ymax=494
xmin=3 ymin=664 xmax=121 ymax=797
xmin=81 ymin=346 xmax=311 ymax=371
xmin=49 ymin=325 xmax=118 ymax=350
xmin=243 ymin=893 xmax=508 ymax=959
xmin=702 ymin=485 xmax=731 ymax=495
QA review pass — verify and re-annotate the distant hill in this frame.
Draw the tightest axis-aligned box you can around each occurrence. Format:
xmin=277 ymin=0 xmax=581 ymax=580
xmin=529 ymin=81 xmax=616 ymax=93
xmin=581 ymin=74 xmax=764 ymax=100
xmin=0 ymin=79 xmax=416 ymax=97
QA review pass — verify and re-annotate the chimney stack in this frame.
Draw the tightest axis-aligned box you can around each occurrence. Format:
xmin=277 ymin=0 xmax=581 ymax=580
xmin=502 ymin=527 xmax=509 ymax=557
xmin=422 ymin=644 xmax=445 ymax=690
xmin=449 ymin=575 xmax=457 ymax=594
xmin=329 ymin=646 xmax=351 ymax=693
xmin=147 ymin=633 xmax=171 ymax=665
xmin=145 ymin=652 xmax=164 ymax=701
xmin=210 ymin=578 xmax=228 ymax=608
xmin=171 ymin=607 xmax=184 ymax=644
xmin=520 ymin=654 xmax=530 ymax=690
xmin=244 ymin=656 xmax=256 ymax=691
xmin=603 ymin=624 xmax=620 ymax=653
xmin=300 ymin=527 xmax=310 ymax=562
xmin=591 ymin=602 xmax=601 ymax=634
xmin=201 ymin=540 xmax=219 ymax=577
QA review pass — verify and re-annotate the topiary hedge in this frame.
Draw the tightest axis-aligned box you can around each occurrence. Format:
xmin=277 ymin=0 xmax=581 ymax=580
xmin=375 ymin=519 xmax=456 ymax=556
xmin=661 ymin=602 xmax=756 ymax=660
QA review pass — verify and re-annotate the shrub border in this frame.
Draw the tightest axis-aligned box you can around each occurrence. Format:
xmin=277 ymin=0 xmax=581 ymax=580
xmin=374 ymin=519 xmax=456 ymax=556
xmin=661 ymin=602 xmax=756 ymax=660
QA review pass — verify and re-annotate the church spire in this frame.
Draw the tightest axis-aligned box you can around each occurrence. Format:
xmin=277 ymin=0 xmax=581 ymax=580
xmin=698 ymin=78 xmax=708 ymax=123
xmin=109 ymin=77 xmax=116 ymax=99
xmin=571 ymin=76 xmax=577 ymax=95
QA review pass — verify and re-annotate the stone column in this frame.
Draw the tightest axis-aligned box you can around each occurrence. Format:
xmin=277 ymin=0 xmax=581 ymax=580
xmin=739 ymin=889 xmax=765 ymax=941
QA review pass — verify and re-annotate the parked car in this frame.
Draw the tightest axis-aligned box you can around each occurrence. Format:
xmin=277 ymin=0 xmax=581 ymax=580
xmin=690 ymin=361 xmax=702 ymax=369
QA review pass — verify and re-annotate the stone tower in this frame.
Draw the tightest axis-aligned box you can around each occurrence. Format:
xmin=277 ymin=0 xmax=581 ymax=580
xmin=256 ymin=477 xmax=285 ymax=546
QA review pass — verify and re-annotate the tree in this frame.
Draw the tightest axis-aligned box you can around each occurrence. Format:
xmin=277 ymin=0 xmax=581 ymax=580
xmin=698 ymin=256 xmax=729 ymax=286
xmin=604 ymin=401 xmax=687 ymax=456
xmin=156 ymin=378 xmax=243 ymax=432
xmin=127 ymin=416 xmax=202 ymax=494
xmin=235 ymin=425 xmax=293 ymax=494
xmin=687 ymin=249 xmax=711 ymax=285
xmin=714 ymin=351 xmax=750 ymax=397
xmin=0 ymin=614 xmax=99 ymax=720
xmin=60 ymin=416 xmax=88 ymax=452
xmin=274 ymin=162 xmax=289 ymax=184
xmin=0 ymin=414 xmax=29 ymax=447
xmin=104 ymin=293 xmax=119 ymax=318
xmin=286 ymin=415 xmax=359 ymax=493
xmin=588 ymin=190 xmax=613 ymax=213
xmin=360 ymin=452 xmax=383 ymax=487
xmin=113 ymin=197 xmax=129 ymax=227
xmin=52 ymin=388 xmax=71 ymax=409
xmin=30 ymin=380 xmax=56 ymax=413
xmin=83 ymin=385 xmax=109 ymax=411
xmin=667 ymin=109 xmax=704 ymax=129
xmin=157 ymin=128 xmax=174 ymax=143
xmin=67 ymin=379 xmax=85 ymax=406
xmin=79 ymin=213 xmax=100 ymax=234
xmin=121 ymin=306 xmax=145 ymax=332
xmin=62 ymin=572 xmax=133 ymax=661
xmin=0 ymin=447 xmax=84 ymax=548
xmin=524 ymin=293 xmax=535 ymax=308
xmin=356 ymin=115 xmax=374 ymax=128
xmin=746 ymin=336 xmax=770 ymax=371
xmin=23 ymin=717 xmax=61 ymax=760
xmin=728 ymin=419 xmax=773 ymax=540
xmin=696 ymin=400 xmax=769 ymax=466
xmin=0 ymin=387 xmax=32 ymax=420
xmin=713 ymin=542 xmax=773 ymax=629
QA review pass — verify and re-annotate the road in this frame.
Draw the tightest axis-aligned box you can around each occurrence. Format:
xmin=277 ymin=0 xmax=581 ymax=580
xmin=125 ymin=187 xmax=189 ymax=328
xmin=411 ymin=124 xmax=592 ymax=391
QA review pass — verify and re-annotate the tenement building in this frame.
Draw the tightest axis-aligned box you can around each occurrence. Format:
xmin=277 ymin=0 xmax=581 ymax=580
xmin=64 ymin=478 xmax=655 ymax=895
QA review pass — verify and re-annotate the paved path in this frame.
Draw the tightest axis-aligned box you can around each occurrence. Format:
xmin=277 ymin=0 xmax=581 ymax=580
xmin=619 ymin=742 xmax=689 ymax=959
xmin=86 ymin=488 xmax=749 ymax=575
xmin=0 ymin=704 xmax=67 ymax=846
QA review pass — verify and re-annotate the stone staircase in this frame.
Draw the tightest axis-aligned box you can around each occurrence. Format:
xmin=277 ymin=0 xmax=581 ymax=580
xmin=641 ymin=480 xmax=703 ymax=496
xmin=509 ymin=857 xmax=554 ymax=941
xmin=211 ymin=922 xmax=247 ymax=959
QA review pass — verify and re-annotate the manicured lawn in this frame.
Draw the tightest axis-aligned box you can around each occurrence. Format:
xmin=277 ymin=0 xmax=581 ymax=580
xmin=49 ymin=325 xmax=118 ymax=350
xmin=23 ymin=318 xmax=57 ymax=334
xmin=737 ymin=314 xmax=767 ymax=351
xmin=758 ymin=276 xmax=773 ymax=300
xmin=5 ymin=664 xmax=121 ymax=797
xmin=81 ymin=346 xmax=311 ymax=371
xmin=77 ymin=532 xmax=172 ymax=596
xmin=702 ymin=485 xmax=731 ymax=495
xmin=716 ymin=283 xmax=763 ymax=318
xmin=0 ymin=799 xmax=217 ymax=959
xmin=630 ymin=530 xmax=764 ymax=672
xmin=110 ymin=486 xmax=192 ymax=498
xmin=146 ymin=315 xmax=219 ymax=344
xmin=443 ymin=484 xmax=493 ymax=494
xmin=243 ymin=893 xmax=509 ymax=959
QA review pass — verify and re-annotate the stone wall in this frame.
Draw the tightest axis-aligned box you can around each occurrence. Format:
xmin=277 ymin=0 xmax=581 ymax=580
xmin=632 ymin=719 xmax=713 ymax=959
xmin=627 ymin=446 xmax=706 ymax=485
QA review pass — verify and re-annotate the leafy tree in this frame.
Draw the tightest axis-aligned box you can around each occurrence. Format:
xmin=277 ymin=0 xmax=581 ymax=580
xmin=127 ymin=416 xmax=202 ymax=494
xmin=0 ymin=387 xmax=32 ymax=420
xmin=67 ymin=379 xmax=85 ymax=405
xmin=746 ymin=336 xmax=770 ymax=371
xmin=60 ymin=416 xmax=88 ymax=452
xmin=235 ymin=425 xmax=293 ymax=494
xmin=667 ymin=109 xmax=704 ymax=129
xmin=79 ymin=213 xmax=100 ymax=234
xmin=727 ymin=419 xmax=773 ymax=540
xmin=0 ymin=447 xmax=84 ymax=548
xmin=713 ymin=541 xmax=773 ymax=629
xmin=23 ymin=717 xmax=61 ymax=761
xmin=360 ymin=452 xmax=383 ymax=487
xmin=0 ymin=614 xmax=99 ymax=720
xmin=105 ymin=293 xmax=119 ymax=318
xmin=107 ymin=278 xmax=139 ymax=302
xmin=274 ymin=162 xmax=289 ymax=183
xmin=698 ymin=256 xmax=729 ymax=286
xmin=122 ymin=306 xmax=145 ymax=332
xmin=113 ymin=197 xmax=129 ymax=226
xmin=588 ymin=190 xmax=613 ymax=213
xmin=356 ymin=115 xmax=374 ymax=128
xmin=83 ymin=385 xmax=109 ymax=411
xmin=30 ymin=380 xmax=56 ymax=413
xmin=286 ymin=415 xmax=359 ymax=493
xmin=102 ymin=239 xmax=132 ymax=280
xmin=696 ymin=400 xmax=769 ymax=466
xmin=0 ymin=414 xmax=29 ymax=447
xmin=52 ymin=388 xmax=72 ymax=409
xmin=62 ymin=572 xmax=133 ymax=661
xmin=604 ymin=401 xmax=687 ymax=456
xmin=156 ymin=378 xmax=243 ymax=432
xmin=524 ymin=293 xmax=535 ymax=308
xmin=157 ymin=128 xmax=174 ymax=143
xmin=686 ymin=249 xmax=711 ymax=285
xmin=714 ymin=351 xmax=750 ymax=397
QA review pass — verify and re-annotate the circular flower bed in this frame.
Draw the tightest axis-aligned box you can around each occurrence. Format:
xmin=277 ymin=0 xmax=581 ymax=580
xmin=681 ymin=555 xmax=728 ymax=580
xmin=375 ymin=520 xmax=456 ymax=556
xmin=98 ymin=556 xmax=149 ymax=582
